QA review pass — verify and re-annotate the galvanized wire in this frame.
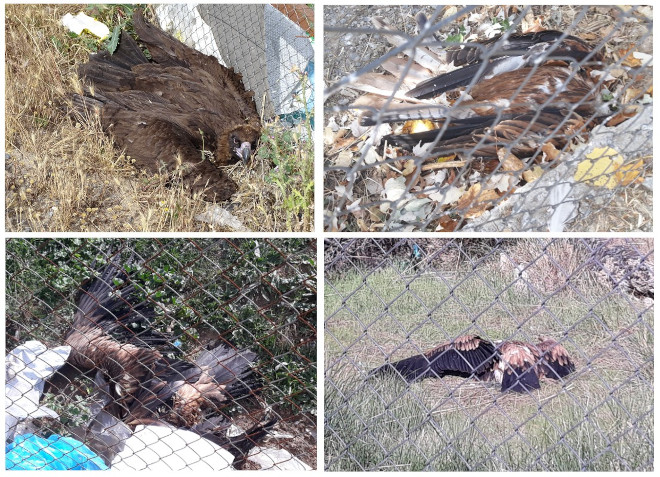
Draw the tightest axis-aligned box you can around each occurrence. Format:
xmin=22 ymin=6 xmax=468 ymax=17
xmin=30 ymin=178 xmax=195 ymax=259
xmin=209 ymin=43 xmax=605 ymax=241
xmin=324 ymin=5 xmax=653 ymax=232
xmin=324 ymin=238 xmax=653 ymax=471
xmin=6 ymin=238 xmax=317 ymax=470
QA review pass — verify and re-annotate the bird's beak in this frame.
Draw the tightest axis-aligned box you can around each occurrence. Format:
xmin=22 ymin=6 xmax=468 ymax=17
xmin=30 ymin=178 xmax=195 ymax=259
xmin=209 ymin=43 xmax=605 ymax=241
xmin=237 ymin=142 xmax=252 ymax=164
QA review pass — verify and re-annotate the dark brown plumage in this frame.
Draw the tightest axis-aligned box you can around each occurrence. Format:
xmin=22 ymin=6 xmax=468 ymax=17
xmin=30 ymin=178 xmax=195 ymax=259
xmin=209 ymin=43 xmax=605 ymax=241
xmin=406 ymin=29 xmax=603 ymax=100
xmin=49 ymin=258 xmax=271 ymax=457
xmin=370 ymin=335 xmax=575 ymax=393
xmin=73 ymin=10 xmax=261 ymax=201
xmin=535 ymin=338 xmax=577 ymax=381
xmin=361 ymin=28 xmax=607 ymax=167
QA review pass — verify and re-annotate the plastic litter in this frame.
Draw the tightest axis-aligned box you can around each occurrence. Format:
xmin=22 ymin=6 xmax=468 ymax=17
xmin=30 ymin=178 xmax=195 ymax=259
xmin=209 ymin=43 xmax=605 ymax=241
xmin=111 ymin=425 xmax=235 ymax=471
xmin=247 ymin=446 xmax=312 ymax=470
xmin=61 ymin=12 xmax=110 ymax=39
xmin=6 ymin=433 xmax=108 ymax=470
xmin=5 ymin=341 xmax=71 ymax=441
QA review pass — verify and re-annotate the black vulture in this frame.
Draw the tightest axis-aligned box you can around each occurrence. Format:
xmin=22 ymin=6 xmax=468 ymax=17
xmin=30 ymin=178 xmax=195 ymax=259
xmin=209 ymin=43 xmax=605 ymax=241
xmin=73 ymin=9 xmax=261 ymax=201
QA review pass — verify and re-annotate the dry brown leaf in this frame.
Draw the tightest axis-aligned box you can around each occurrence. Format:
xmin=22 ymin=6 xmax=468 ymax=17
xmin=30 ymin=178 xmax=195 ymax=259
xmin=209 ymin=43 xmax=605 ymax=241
xmin=456 ymin=183 xmax=481 ymax=210
xmin=618 ymin=48 xmax=642 ymax=67
xmin=522 ymin=16 xmax=545 ymax=33
xmin=541 ymin=142 xmax=561 ymax=161
xmin=622 ymin=87 xmax=644 ymax=105
xmin=335 ymin=128 xmax=349 ymax=139
xmin=456 ymin=183 xmax=501 ymax=218
xmin=615 ymin=159 xmax=645 ymax=186
xmin=435 ymin=214 xmax=459 ymax=232
xmin=522 ymin=165 xmax=544 ymax=183
xmin=402 ymin=159 xmax=417 ymax=176
xmin=368 ymin=206 xmax=386 ymax=224
xmin=335 ymin=136 xmax=356 ymax=149
xmin=605 ymin=108 xmax=641 ymax=127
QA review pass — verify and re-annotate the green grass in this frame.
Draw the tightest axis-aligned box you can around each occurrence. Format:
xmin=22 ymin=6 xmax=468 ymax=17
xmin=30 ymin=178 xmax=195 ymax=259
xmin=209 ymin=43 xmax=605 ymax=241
xmin=325 ymin=258 xmax=654 ymax=471
xmin=259 ymin=73 xmax=314 ymax=231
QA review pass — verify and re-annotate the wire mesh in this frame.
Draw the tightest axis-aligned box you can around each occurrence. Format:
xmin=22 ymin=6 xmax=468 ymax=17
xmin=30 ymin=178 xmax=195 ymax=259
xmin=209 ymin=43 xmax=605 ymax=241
xmin=156 ymin=4 xmax=314 ymax=121
xmin=324 ymin=5 xmax=653 ymax=232
xmin=6 ymin=238 xmax=317 ymax=470
xmin=324 ymin=238 xmax=653 ymax=471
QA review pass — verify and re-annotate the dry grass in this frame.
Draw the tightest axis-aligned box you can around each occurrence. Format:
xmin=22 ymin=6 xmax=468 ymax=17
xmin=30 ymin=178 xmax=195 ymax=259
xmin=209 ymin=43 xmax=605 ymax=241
xmin=567 ymin=176 xmax=653 ymax=232
xmin=5 ymin=4 xmax=313 ymax=232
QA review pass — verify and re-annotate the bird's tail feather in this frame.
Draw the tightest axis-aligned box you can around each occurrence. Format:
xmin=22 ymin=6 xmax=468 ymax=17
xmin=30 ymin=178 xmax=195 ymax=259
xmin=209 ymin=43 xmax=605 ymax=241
xmin=406 ymin=62 xmax=486 ymax=99
xmin=382 ymin=113 xmax=513 ymax=148
xmin=501 ymin=368 xmax=541 ymax=393
xmin=78 ymin=32 xmax=145 ymax=92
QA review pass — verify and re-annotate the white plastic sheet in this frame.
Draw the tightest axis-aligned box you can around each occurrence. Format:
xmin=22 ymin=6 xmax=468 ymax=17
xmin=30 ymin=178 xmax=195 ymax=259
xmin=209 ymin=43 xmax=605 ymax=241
xmin=111 ymin=425 xmax=235 ymax=471
xmin=5 ymin=341 xmax=71 ymax=441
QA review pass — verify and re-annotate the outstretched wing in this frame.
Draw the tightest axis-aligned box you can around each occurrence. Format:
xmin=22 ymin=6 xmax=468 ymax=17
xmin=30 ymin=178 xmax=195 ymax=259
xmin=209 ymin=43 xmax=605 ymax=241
xmin=370 ymin=335 xmax=496 ymax=382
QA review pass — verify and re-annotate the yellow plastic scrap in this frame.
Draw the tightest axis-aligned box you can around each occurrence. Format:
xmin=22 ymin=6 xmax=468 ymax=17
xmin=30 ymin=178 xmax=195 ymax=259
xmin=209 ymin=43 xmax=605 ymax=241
xmin=573 ymin=147 xmax=642 ymax=189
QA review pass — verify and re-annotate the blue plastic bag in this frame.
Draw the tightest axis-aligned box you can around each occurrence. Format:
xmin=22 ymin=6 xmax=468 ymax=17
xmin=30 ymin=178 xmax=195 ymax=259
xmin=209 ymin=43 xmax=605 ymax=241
xmin=6 ymin=433 xmax=107 ymax=470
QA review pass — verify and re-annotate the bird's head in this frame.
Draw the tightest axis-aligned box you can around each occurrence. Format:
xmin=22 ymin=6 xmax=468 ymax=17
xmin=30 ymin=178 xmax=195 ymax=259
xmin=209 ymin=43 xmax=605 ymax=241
xmin=229 ymin=125 xmax=260 ymax=164
xmin=234 ymin=139 xmax=252 ymax=163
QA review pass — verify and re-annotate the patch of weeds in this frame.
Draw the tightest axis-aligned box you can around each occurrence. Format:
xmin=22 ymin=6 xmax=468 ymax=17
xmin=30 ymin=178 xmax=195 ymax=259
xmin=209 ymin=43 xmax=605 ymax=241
xmin=41 ymin=382 xmax=95 ymax=436
xmin=258 ymin=71 xmax=314 ymax=229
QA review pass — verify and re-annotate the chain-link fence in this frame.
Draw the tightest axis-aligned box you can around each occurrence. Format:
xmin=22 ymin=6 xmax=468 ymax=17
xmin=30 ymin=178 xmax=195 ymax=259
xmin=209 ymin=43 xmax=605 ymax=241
xmin=5 ymin=4 xmax=314 ymax=233
xmin=324 ymin=238 xmax=653 ymax=471
xmin=156 ymin=4 xmax=314 ymax=122
xmin=6 ymin=238 xmax=317 ymax=470
xmin=324 ymin=5 xmax=653 ymax=232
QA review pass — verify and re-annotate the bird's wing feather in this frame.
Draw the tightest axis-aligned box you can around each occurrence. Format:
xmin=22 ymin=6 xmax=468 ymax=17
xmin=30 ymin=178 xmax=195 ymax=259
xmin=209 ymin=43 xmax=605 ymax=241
xmin=370 ymin=335 xmax=496 ymax=382
xmin=536 ymin=339 xmax=575 ymax=380
xmin=426 ymin=335 xmax=496 ymax=376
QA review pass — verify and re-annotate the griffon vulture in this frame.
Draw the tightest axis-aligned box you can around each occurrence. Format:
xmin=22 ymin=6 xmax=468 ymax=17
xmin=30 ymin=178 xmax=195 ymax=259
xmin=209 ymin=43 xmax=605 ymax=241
xmin=370 ymin=335 xmax=575 ymax=393
xmin=48 ymin=257 xmax=272 ymax=456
